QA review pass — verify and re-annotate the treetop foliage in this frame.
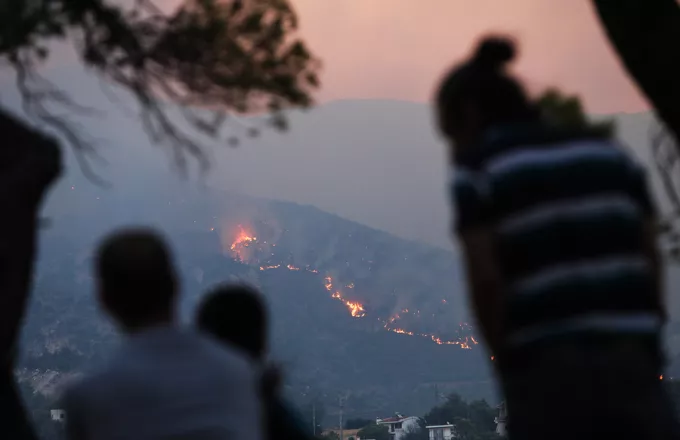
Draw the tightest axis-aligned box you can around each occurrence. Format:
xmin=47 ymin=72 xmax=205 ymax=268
xmin=0 ymin=0 xmax=320 ymax=176
xmin=536 ymin=88 xmax=615 ymax=138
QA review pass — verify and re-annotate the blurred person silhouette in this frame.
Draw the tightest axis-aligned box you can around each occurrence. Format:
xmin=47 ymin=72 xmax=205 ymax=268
xmin=61 ymin=229 xmax=263 ymax=440
xmin=196 ymin=283 xmax=314 ymax=440
xmin=435 ymin=35 xmax=678 ymax=439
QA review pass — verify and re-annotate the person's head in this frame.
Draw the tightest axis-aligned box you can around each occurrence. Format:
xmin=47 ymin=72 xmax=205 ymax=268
xmin=196 ymin=284 xmax=268 ymax=360
xmin=435 ymin=35 xmax=539 ymax=159
xmin=95 ymin=228 xmax=178 ymax=332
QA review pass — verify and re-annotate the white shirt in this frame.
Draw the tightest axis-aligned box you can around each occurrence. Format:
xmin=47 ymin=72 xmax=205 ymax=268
xmin=62 ymin=325 xmax=263 ymax=440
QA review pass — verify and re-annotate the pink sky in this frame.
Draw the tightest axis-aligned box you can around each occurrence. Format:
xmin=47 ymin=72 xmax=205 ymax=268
xmin=290 ymin=0 xmax=649 ymax=114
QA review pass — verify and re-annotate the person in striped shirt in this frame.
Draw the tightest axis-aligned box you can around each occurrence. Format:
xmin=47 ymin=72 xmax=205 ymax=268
xmin=435 ymin=35 xmax=679 ymax=439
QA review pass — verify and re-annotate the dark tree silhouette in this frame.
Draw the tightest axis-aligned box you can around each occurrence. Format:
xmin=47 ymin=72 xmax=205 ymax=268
xmin=0 ymin=110 xmax=61 ymax=440
xmin=345 ymin=418 xmax=373 ymax=430
xmin=589 ymin=0 xmax=680 ymax=143
xmin=356 ymin=424 xmax=390 ymax=440
xmin=0 ymin=0 xmax=320 ymax=174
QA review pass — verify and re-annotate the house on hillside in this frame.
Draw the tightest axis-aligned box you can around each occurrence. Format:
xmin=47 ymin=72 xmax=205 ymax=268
xmin=376 ymin=413 xmax=421 ymax=440
xmin=426 ymin=423 xmax=457 ymax=440
xmin=495 ymin=401 xmax=507 ymax=437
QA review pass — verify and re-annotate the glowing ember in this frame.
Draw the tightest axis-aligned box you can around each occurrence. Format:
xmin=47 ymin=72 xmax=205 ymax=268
xmin=390 ymin=328 xmax=414 ymax=336
xmin=383 ymin=315 xmax=478 ymax=347
xmin=287 ymin=264 xmax=300 ymax=271
xmin=323 ymin=275 xmax=366 ymax=318
xmin=259 ymin=264 xmax=281 ymax=271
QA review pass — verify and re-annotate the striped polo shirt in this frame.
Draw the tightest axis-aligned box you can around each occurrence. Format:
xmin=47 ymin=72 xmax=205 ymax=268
xmin=451 ymin=122 xmax=662 ymax=351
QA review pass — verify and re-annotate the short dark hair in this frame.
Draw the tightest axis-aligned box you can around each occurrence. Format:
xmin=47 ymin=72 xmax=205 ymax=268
xmin=435 ymin=35 xmax=538 ymax=139
xmin=196 ymin=284 xmax=268 ymax=359
xmin=95 ymin=228 xmax=177 ymax=327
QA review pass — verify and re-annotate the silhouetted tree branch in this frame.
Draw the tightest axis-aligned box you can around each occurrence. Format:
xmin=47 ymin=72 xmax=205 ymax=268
xmin=0 ymin=0 xmax=320 ymax=172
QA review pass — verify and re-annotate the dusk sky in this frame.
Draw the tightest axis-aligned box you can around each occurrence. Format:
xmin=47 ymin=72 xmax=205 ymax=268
xmin=3 ymin=0 xmax=659 ymax=247
xmin=289 ymin=0 xmax=648 ymax=114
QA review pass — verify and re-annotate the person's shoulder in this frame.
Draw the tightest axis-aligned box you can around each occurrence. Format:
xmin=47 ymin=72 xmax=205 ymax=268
xmin=60 ymin=370 xmax=106 ymax=410
xmin=185 ymin=328 xmax=254 ymax=371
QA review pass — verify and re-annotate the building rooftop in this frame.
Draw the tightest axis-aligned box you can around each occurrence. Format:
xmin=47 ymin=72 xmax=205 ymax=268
xmin=378 ymin=417 xmax=403 ymax=423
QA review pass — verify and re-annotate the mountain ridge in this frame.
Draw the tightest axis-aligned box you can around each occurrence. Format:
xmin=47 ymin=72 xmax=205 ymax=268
xmin=21 ymin=176 xmax=493 ymax=422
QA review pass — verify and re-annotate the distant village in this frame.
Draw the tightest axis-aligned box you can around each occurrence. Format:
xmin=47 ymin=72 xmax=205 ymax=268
xmin=49 ymin=404 xmax=509 ymax=439
xmin=319 ymin=405 xmax=507 ymax=440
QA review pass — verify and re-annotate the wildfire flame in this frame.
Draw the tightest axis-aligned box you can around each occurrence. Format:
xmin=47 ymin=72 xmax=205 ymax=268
xmin=260 ymin=264 xmax=281 ymax=271
xmin=224 ymin=223 xmax=479 ymax=348
xmin=346 ymin=301 xmax=366 ymax=318
xmin=230 ymin=225 xmax=257 ymax=261
xmin=324 ymin=275 xmax=366 ymax=317
xmin=383 ymin=312 xmax=478 ymax=348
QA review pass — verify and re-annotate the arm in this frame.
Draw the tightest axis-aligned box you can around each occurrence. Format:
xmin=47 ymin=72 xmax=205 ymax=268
xmin=450 ymin=166 xmax=504 ymax=357
xmin=459 ymin=227 xmax=505 ymax=357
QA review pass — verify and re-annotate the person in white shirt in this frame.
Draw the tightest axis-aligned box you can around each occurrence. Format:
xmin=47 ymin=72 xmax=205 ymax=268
xmin=61 ymin=228 xmax=263 ymax=440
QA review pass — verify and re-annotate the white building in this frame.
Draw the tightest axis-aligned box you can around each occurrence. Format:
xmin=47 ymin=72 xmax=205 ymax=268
xmin=376 ymin=414 xmax=421 ymax=440
xmin=426 ymin=423 xmax=457 ymax=440
xmin=51 ymin=409 xmax=66 ymax=423
xmin=495 ymin=401 xmax=507 ymax=437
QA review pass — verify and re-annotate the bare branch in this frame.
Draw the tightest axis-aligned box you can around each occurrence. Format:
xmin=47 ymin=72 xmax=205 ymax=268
xmin=11 ymin=55 xmax=110 ymax=186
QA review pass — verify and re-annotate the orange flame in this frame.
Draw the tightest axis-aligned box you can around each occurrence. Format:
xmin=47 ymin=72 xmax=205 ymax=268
xmin=230 ymin=225 xmax=256 ymax=250
xmin=660 ymin=375 xmax=664 ymax=380
xmin=346 ymin=301 xmax=366 ymax=317
xmin=230 ymin=225 xmax=257 ymax=261
xmin=223 ymin=227 xmax=479 ymax=348
xmin=323 ymin=275 xmax=366 ymax=318
xmin=259 ymin=264 xmax=280 ymax=271
xmin=383 ymin=315 xmax=478 ymax=348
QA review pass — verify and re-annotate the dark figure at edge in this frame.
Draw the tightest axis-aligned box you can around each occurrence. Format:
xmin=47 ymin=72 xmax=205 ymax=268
xmin=435 ymin=35 xmax=679 ymax=439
